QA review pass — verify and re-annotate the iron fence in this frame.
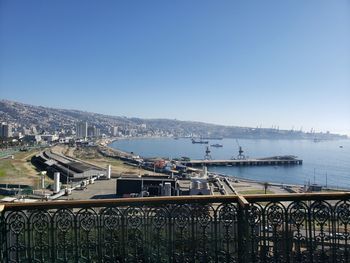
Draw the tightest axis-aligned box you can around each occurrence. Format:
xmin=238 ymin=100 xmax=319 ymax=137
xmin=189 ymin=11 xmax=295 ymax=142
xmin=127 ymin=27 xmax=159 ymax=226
xmin=0 ymin=193 xmax=349 ymax=262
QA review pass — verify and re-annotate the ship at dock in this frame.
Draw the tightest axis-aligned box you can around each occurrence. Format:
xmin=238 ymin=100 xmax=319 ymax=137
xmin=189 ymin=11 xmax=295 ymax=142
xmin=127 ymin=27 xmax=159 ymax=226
xmin=210 ymin=143 xmax=223 ymax=147
xmin=191 ymin=138 xmax=209 ymax=144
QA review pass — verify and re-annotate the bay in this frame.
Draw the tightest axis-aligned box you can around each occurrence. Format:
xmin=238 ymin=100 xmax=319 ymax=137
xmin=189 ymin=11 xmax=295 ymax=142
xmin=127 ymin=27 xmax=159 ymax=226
xmin=110 ymin=138 xmax=350 ymax=189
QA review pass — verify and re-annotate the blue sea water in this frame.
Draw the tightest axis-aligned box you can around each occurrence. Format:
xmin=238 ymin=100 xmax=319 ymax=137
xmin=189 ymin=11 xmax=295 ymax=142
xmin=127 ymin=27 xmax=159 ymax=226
xmin=110 ymin=138 xmax=350 ymax=189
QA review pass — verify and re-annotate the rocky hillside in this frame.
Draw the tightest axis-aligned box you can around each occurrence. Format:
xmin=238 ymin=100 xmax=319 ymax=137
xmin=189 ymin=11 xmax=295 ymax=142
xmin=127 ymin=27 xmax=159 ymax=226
xmin=0 ymin=100 xmax=346 ymax=139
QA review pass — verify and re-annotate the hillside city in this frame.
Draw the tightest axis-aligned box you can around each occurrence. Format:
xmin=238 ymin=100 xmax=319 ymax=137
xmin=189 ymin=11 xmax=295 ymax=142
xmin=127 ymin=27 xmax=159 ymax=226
xmin=0 ymin=100 xmax=347 ymax=145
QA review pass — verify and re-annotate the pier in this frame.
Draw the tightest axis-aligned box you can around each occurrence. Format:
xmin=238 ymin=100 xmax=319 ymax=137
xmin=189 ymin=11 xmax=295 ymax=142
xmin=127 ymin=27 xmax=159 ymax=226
xmin=181 ymin=156 xmax=303 ymax=167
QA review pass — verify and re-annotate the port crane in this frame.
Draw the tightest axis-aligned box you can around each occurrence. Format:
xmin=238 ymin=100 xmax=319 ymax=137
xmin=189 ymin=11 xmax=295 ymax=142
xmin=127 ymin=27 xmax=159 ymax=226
xmin=232 ymin=139 xmax=246 ymax=160
xmin=204 ymin=146 xmax=212 ymax=160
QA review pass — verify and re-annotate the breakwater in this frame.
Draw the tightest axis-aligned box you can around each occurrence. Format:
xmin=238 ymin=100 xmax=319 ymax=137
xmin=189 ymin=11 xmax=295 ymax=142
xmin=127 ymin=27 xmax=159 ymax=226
xmin=181 ymin=157 xmax=302 ymax=167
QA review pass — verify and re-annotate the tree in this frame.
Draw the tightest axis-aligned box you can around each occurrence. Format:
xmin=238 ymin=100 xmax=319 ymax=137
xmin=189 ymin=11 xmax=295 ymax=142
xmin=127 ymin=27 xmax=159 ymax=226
xmin=263 ymin=182 xmax=269 ymax=194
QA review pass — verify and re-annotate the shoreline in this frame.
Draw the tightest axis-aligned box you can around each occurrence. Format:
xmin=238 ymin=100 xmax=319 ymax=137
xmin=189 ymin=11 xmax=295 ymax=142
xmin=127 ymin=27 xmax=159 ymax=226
xmin=214 ymin=172 xmax=350 ymax=192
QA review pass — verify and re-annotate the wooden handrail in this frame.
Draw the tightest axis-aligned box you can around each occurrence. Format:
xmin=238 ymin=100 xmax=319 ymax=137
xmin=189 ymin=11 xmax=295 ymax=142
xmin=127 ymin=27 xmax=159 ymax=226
xmin=243 ymin=192 xmax=350 ymax=202
xmin=0 ymin=192 xmax=349 ymax=211
xmin=237 ymin=195 xmax=249 ymax=208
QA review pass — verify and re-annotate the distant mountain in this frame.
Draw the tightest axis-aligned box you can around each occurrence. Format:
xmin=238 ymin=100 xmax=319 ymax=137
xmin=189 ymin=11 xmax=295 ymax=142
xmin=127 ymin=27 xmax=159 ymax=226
xmin=0 ymin=99 xmax=347 ymax=139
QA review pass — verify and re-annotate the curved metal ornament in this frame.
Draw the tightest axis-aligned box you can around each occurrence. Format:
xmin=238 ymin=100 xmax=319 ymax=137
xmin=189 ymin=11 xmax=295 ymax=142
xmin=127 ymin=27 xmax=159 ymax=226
xmin=53 ymin=208 xmax=75 ymax=262
xmin=147 ymin=206 xmax=169 ymax=263
xmin=217 ymin=203 xmax=238 ymax=263
xmin=6 ymin=211 xmax=28 ymax=262
xmin=192 ymin=204 xmax=214 ymax=262
xmin=288 ymin=201 xmax=308 ymax=262
xmin=171 ymin=204 xmax=192 ymax=263
xmin=30 ymin=210 xmax=51 ymax=262
xmin=311 ymin=201 xmax=332 ymax=262
xmin=1 ymin=196 xmax=349 ymax=263
xmin=100 ymin=207 xmax=124 ymax=262
xmin=77 ymin=208 xmax=98 ymax=262
xmin=124 ymin=206 xmax=145 ymax=263
xmin=334 ymin=200 xmax=350 ymax=262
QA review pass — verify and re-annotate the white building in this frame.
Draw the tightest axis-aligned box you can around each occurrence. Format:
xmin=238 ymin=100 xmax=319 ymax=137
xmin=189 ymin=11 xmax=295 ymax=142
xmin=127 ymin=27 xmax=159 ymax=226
xmin=112 ymin=126 xmax=119 ymax=136
xmin=189 ymin=178 xmax=212 ymax=195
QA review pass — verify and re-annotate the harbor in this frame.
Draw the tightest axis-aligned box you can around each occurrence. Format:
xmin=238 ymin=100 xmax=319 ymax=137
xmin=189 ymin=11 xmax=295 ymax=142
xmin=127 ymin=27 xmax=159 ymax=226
xmin=0 ymin=138 xmax=347 ymax=203
xmin=110 ymin=137 xmax=350 ymax=189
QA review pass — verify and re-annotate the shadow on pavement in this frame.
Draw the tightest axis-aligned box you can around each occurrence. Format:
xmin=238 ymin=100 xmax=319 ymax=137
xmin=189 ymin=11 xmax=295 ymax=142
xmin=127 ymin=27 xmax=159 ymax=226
xmin=91 ymin=194 xmax=118 ymax=199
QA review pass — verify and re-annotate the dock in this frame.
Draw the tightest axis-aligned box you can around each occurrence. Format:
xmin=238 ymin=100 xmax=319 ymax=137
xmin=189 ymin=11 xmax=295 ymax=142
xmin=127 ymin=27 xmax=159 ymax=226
xmin=181 ymin=156 xmax=302 ymax=167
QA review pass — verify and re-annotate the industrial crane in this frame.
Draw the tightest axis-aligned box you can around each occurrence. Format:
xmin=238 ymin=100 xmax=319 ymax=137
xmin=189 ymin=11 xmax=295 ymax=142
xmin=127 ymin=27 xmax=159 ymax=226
xmin=204 ymin=146 xmax=212 ymax=160
xmin=233 ymin=139 xmax=246 ymax=160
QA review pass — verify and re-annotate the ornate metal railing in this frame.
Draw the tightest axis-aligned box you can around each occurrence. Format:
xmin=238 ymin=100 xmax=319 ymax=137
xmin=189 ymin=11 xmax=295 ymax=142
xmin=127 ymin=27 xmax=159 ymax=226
xmin=0 ymin=193 xmax=349 ymax=262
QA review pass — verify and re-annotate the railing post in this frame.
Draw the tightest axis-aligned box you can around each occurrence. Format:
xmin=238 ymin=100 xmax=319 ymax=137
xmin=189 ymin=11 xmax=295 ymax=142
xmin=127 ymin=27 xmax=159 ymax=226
xmin=307 ymin=200 xmax=314 ymax=263
xmin=0 ymin=205 xmax=4 ymax=263
xmin=121 ymin=209 xmax=126 ymax=263
xmin=214 ymin=205 xmax=219 ymax=263
xmin=74 ymin=211 xmax=79 ymax=263
xmin=237 ymin=195 xmax=250 ymax=263
xmin=51 ymin=211 xmax=55 ymax=263
xmin=168 ymin=207 xmax=173 ymax=263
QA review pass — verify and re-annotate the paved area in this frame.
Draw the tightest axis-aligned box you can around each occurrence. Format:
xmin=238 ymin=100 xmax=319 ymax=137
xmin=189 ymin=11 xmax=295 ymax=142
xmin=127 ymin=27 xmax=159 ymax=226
xmin=67 ymin=179 xmax=117 ymax=200
xmin=225 ymin=177 xmax=296 ymax=194
xmin=65 ymin=176 xmax=295 ymax=200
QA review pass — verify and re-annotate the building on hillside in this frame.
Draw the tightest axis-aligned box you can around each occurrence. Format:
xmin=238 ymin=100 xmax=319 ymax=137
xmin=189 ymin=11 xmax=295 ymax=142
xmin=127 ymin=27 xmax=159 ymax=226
xmin=87 ymin=125 xmax=100 ymax=138
xmin=23 ymin=135 xmax=42 ymax=143
xmin=41 ymin=134 xmax=59 ymax=143
xmin=112 ymin=126 xmax=119 ymax=136
xmin=76 ymin=121 xmax=88 ymax=138
xmin=87 ymin=125 xmax=96 ymax=137
xmin=0 ymin=123 xmax=12 ymax=138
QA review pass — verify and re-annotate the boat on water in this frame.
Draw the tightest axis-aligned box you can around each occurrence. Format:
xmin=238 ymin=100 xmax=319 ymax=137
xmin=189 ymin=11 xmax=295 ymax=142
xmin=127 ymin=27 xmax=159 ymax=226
xmin=210 ymin=143 xmax=223 ymax=147
xmin=191 ymin=138 xmax=209 ymax=144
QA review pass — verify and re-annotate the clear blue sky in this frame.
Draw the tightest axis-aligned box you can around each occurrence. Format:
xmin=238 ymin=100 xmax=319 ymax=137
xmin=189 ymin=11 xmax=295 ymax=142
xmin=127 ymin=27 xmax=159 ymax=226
xmin=1 ymin=0 xmax=349 ymax=135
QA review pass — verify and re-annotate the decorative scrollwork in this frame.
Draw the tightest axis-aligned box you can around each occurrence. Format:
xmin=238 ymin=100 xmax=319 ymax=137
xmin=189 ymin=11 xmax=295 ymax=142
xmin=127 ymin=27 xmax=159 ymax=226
xmin=1 ymin=197 xmax=349 ymax=262
xmin=266 ymin=202 xmax=284 ymax=226
xmin=31 ymin=210 xmax=50 ymax=233
xmin=335 ymin=201 xmax=350 ymax=225
xmin=125 ymin=207 xmax=144 ymax=229
xmin=312 ymin=201 xmax=331 ymax=225
xmin=248 ymin=204 xmax=262 ymax=226
xmin=193 ymin=204 xmax=212 ymax=228
xmin=7 ymin=212 xmax=26 ymax=235
xmin=217 ymin=203 xmax=237 ymax=227
xmin=288 ymin=201 xmax=307 ymax=226
xmin=55 ymin=208 xmax=74 ymax=232
xmin=101 ymin=207 xmax=122 ymax=230
xmin=172 ymin=205 xmax=191 ymax=229
xmin=150 ymin=207 xmax=168 ymax=229
xmin=77 ymin=209 xmax=96 ymax=231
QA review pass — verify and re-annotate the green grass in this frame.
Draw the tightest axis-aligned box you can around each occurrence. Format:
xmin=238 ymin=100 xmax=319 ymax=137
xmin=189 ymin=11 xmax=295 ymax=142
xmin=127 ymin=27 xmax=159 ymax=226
xmin=0 ymin=161 xmax=16 ymax=177
xmin=239 ymin=190 xmax=274 ymax=195
xmin=0 ymin=157 xmax=37 ymax=184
